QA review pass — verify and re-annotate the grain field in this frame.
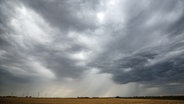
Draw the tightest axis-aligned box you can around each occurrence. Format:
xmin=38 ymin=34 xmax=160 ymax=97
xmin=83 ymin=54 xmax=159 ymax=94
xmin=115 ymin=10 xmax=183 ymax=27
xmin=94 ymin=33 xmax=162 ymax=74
xmin=0 ymin=98 xmax=184 ymax=104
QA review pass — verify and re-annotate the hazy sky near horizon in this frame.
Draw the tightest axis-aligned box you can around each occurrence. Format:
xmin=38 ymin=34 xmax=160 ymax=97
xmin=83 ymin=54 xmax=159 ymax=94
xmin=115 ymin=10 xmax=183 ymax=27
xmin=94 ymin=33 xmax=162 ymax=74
xmin=0 ymin=0 xmax=184 ymax=97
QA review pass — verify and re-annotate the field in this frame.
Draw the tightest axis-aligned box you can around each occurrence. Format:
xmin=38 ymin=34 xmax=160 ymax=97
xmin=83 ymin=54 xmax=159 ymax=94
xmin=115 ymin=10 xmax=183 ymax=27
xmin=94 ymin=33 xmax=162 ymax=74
xmin=0 ymin=98 xmax=184 ymax=104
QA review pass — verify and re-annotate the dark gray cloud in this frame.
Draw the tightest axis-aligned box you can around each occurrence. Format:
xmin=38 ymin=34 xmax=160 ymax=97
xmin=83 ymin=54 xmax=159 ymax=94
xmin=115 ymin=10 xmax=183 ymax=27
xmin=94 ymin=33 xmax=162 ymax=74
xmin=0 ymin=0 xmax=184 ymax=96
xmin=22 ymin=0 xmax=100 ymax=32
xmin=111 ymin=49 xmax=184 ymax=85
xmin=89 ymin=0 xmax=184 ymax=87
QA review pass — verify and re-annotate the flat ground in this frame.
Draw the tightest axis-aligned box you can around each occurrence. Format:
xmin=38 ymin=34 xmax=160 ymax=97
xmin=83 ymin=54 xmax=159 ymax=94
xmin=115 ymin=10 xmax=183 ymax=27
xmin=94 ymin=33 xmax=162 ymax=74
xmin=0 ymin=98 xmax=184 ymax=104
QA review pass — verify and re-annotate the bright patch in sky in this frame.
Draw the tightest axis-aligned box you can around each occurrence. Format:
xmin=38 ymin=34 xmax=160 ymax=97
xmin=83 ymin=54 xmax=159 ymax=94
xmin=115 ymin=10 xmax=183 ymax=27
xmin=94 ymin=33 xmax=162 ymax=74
xmin=71 ymin=51 xmax=87 ymax=60
xmin=108 ymin=0 xmax=117 ymax=5
xmin=97 ymin=12 xmax=105 ymax=23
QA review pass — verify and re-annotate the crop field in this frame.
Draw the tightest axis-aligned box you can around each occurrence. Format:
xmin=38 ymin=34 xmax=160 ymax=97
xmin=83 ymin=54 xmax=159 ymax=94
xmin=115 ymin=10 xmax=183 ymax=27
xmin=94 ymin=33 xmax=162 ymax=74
xmin=0 ymin=98 xmax=184 ymax=104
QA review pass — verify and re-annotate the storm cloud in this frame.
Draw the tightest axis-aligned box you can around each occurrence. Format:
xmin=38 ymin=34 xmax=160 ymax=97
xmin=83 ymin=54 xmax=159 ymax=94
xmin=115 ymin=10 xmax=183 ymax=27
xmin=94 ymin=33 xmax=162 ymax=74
xmin=0 ymin=0 xmax=184 ymax=97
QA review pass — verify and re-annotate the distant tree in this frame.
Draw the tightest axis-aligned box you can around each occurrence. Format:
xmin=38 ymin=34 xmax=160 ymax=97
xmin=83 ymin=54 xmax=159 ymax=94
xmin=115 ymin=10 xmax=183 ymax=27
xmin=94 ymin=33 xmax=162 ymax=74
xmin=116 ymin=96 xmax=120 ymax=98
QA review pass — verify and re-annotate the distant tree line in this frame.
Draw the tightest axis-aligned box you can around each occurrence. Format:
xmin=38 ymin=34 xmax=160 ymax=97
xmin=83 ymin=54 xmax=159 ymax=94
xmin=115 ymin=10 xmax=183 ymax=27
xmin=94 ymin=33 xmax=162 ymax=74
xmin=114 ymin=96 xmax=184 ymax=100
xmin=0 ymin=95 xmax=183 ymax=100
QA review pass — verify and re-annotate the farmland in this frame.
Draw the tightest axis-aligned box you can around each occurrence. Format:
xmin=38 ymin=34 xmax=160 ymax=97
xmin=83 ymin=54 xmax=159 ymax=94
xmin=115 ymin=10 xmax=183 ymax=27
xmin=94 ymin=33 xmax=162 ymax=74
xmin=0 ymin=98 xmax=184 ymax=104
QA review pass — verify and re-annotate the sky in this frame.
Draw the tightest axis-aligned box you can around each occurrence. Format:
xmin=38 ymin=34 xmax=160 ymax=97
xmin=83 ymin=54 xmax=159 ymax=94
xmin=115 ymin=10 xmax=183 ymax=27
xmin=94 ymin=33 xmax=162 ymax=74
xmin=0 ymin=0 xmax=184 ymax=97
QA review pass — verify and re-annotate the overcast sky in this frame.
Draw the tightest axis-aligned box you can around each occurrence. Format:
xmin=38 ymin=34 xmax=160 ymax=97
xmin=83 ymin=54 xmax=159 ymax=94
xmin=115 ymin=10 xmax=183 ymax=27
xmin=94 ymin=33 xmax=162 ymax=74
xmin=0 ymin=0 xmax=184 ymax=97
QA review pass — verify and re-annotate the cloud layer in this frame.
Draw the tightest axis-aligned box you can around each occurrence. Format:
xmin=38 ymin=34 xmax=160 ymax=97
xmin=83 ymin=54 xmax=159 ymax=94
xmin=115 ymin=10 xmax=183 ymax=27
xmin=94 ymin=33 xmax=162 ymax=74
xmin=0 ymin=0 xmax=184 ymax=97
